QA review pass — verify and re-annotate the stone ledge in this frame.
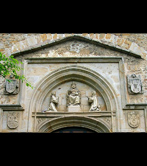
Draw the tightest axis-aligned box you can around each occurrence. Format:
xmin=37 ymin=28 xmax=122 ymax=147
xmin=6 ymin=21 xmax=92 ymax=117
xmin=123 ymin=103 xmax=147 ymax=110
xmin=32 ymin=111 xmax=115 ymax=118
xmin=26 ymin=56 xmax=123 ymax=64
xmin=0 ymin=104 xmax=24 ymax=111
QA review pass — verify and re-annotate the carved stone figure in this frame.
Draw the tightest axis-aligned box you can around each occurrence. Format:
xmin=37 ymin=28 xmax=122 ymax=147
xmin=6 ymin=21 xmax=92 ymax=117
xmin=43 ymin=92 xmax=59 ymax=112
xmin=127 ymin=74 xmax=143 ymax=94
xmin=7 ymin=112 xmax=19 ymax=129
xmin=128 ymin=111 xmax=140 ymax=128
xmin=88 ymin=91 xmax=101 ymax=111
xmin=66 ymin=82 xmax=81 ymax=106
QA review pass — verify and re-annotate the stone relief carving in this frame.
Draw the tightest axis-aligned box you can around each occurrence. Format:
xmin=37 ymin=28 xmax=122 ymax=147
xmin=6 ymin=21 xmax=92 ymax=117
xmin=70 ymin=42 xmax=84 ymax=53
xmin=7 ymin=112 xmax=19 ymax=129
xmin=127 ymin=74 xmax=143 ymax=94
xmin=66 ymin=82 xmax=81 ymax=112
xmin=0 ymin=76 xmax=17 ymax=104
xmin=4 ymin=79 xmax=19 ymax=95
xmin=127 ymin=111 xmax=140 ymax=128
xmin=66 ymin=82 xmax=81 ymax=106
xmin=41 ymin=82 xmax=104 ymax=112
xmin=43 ymin=92 xmax=59 ymax=112
xmin=87 ymin=91 xmax=101 ymax=111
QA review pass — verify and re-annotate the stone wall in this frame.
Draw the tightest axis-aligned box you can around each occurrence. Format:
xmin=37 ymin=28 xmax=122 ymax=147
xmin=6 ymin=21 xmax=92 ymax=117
xmin=0 ymin=33 xmax=147 ymax=133
xmin=1 ymin=33 xmax=147 ymax=59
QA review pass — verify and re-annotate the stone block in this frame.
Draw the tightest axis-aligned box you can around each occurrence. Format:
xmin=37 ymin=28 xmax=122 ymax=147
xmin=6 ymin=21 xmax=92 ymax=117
xmin=67 ymin=105 xmax=81 ymax=112
xmin=105 ymin=34 xmax=111 ymax=39
xmin=99 ymin=34 xmax=105 ymax=40
xmin=40 ymin=34 xmax=47 ymax=42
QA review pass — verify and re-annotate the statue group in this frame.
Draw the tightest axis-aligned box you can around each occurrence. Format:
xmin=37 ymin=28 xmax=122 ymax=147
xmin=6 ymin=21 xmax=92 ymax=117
xmin=43 ymin=82 xmax=101 ymax=112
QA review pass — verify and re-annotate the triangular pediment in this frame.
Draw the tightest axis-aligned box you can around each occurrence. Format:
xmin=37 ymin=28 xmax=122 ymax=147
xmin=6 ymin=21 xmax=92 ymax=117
xmin=11 ymin=35 xmax=143 ymax=59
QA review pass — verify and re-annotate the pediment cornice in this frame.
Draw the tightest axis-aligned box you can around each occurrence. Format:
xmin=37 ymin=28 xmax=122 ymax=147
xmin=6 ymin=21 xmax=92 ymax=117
xmin=4 ymin=34 xmax=147 ymax=59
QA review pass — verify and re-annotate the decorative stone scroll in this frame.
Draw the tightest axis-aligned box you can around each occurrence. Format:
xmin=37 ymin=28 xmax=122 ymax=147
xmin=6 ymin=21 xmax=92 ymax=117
xmin=7 ymin=112 xmax=19 ymax=129
xmin=127 ymin=74 xmax=143 ymax=95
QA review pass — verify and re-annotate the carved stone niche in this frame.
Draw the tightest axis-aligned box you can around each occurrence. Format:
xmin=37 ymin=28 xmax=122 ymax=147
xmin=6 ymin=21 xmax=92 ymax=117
xmin=127 ymin=74 xmax=143 ymax=95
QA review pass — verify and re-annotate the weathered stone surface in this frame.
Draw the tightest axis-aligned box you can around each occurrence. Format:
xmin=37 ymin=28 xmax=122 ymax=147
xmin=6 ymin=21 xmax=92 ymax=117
xmin=0 ymin=34 xmax=147 ymax=132
xmin=67 ymin=105 xmax=81 ymax=112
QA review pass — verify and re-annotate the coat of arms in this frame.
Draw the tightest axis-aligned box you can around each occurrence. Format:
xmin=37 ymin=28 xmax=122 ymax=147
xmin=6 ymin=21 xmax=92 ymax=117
xmin=4 ymin=79 xmax=19 ymax=95
xmin=127 ymin=74 xmax=143 ymax=94
xmin=7 ymin=112 xmax=19 ymax=129
xmin=128 ymin=111 xmax=140 ymax=128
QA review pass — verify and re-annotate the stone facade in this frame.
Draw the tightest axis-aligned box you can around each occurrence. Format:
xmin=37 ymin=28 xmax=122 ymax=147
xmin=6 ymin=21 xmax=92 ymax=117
xmin=0 ymin=33 xmax=147 ymax=133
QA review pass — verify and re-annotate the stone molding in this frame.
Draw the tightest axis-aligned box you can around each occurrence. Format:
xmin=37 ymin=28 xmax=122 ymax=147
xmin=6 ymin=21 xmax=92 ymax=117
xmin=35 ymin=115 xmax=111 ymax=133
xmin=4 ymin=34 xmax=147 ymax=60
xmin=0 ymin=104 xmax=24 ymax=111
xmin=27 ymin=59 xmax=123 ymax=132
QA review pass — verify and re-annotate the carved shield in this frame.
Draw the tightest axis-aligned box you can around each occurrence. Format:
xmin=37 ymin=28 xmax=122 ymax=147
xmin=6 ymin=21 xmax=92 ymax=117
xmin=128 ymin=111 xmax=140 ymax=128
xmin=7 ymin=112 xmax=19 ymax=129
xmin=130 ymin=78 xmax=141 ymax=94
xmin=127 ymin=74 xmax=143 ymax=94
xmin=5 ymin=80 xmax=17 ymax=93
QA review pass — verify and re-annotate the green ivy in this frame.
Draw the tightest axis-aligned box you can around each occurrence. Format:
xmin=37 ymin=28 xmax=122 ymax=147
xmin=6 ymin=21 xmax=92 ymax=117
xmin=0 ymin=52 xmax=33 ymax=89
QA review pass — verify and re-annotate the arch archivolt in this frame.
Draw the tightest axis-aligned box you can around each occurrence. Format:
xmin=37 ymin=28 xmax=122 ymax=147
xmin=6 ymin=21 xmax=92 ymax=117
xmin=28 ymin=65 xmax=120 ymax=132
xmin=37 ymin=116 xmax=111 ymax=133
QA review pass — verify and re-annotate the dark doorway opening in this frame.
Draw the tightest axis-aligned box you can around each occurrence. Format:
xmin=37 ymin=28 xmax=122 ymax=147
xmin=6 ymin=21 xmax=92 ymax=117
xmin=52 ymin=127 xmax=96 ymax=133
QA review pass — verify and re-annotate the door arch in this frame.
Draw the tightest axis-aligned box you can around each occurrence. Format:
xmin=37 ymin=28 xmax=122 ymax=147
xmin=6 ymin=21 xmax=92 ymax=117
xmin=28 ymin=65 xmax=120 ymax=132
xmin=37 ymin=116 xmax=111 ymax=133
xmin=52 ymin=127 xmax=96 ymax=133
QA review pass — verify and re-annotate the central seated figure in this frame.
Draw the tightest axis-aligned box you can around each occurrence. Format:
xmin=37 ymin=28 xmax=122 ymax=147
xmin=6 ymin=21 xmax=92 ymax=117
xmin=66 ymin=82 xmax=81 ymax=112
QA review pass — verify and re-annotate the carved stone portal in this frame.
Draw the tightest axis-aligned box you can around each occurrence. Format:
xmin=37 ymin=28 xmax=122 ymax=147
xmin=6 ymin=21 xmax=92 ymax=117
xmin=127 ymin=74 xmax=143 ymax=94
xmin=128 ymin=111 xmax=140 ymax=128
xmin=7 ymin=112 xmax=19 ymax=129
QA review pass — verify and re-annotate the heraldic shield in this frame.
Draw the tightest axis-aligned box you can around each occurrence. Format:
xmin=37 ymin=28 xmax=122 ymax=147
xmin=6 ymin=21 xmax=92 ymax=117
xmin=5 ymin=79 xmax=19 ymax=94
xmin=7 ymin=112 xmax=19 ymax=129
xmin=131 ymin=78 xmax=141 ymax=93
xmin=128 ymin=111 xmax=140 ymax=128
xmin=127 ymin=74 xmax=143 ymax=94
